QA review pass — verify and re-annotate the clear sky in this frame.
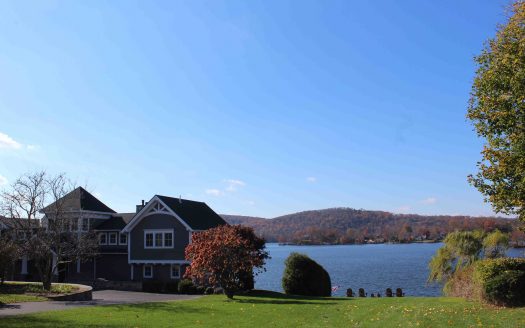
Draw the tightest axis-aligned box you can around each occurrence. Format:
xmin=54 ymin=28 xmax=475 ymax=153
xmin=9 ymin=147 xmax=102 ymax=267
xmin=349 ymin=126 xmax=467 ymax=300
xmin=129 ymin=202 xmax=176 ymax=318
xmin=0 ymin=0 xmax=513 ymax=218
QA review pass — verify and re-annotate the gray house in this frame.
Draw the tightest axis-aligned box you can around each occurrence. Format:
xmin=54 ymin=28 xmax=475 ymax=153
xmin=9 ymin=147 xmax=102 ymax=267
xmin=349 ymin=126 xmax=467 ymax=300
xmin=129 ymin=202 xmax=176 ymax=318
xmin=7 ymin=187 xmax=227 ymax=284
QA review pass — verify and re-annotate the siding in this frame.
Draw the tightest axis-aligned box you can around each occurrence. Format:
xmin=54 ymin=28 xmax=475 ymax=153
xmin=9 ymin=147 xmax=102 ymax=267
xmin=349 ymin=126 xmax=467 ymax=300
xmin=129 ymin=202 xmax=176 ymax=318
xmin=129 ymin=213 xmax=189 ymax=262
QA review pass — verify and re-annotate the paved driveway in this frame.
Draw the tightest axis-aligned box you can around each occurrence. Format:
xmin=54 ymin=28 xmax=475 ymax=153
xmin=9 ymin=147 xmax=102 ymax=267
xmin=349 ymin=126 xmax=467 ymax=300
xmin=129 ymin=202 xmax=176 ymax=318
xmin=0 ymin=290 xmax=201 ymax=317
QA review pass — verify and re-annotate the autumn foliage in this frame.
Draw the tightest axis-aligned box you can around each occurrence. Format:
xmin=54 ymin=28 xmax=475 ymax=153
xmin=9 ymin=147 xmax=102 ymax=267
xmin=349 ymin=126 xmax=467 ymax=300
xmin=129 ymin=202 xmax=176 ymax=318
xmin=184 ymin=225 xmax=269 ymax=299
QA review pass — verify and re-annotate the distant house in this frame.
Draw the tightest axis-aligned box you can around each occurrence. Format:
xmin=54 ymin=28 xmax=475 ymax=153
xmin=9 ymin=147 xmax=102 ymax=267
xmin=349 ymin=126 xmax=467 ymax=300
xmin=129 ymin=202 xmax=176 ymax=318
xmin=3 ymin=187 xmax=227 ymax=284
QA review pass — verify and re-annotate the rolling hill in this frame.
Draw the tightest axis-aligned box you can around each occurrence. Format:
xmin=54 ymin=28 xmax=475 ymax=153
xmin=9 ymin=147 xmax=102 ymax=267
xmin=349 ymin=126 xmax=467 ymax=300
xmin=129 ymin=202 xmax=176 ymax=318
xmin=221 ymin=208 xmax=519 ymax=244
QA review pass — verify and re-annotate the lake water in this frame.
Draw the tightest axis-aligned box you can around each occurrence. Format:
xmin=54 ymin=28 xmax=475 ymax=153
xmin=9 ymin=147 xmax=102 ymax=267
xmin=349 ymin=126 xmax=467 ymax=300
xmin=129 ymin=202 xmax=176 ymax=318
xmin=254 ymin=243 xmax=525 ymax=297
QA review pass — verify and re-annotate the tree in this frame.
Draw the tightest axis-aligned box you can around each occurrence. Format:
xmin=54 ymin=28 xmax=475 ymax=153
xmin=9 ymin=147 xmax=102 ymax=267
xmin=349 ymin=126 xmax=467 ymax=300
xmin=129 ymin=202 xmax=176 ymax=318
xmin=428 ymin=230 xmax=510 ymax=284
xmin=0 ymin=234 xmax=19 ymax=284
xmin=467 ymin=1 xmax=525 ymax=223
xmin=0 ymin=171 xmax=99 ymax=290
xmin=483 ymin=229 xmax=510 ymax=258
xmin=184 ymin=224 xmax=269 ymax=299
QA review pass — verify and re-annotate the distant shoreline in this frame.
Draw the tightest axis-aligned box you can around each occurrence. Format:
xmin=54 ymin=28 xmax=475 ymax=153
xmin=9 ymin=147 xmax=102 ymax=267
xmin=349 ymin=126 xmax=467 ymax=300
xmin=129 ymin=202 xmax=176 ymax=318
xmin=276 ymin=240 xmax=441 ymax=246
xmin=275 ymin=241 xmax=525 ymax=248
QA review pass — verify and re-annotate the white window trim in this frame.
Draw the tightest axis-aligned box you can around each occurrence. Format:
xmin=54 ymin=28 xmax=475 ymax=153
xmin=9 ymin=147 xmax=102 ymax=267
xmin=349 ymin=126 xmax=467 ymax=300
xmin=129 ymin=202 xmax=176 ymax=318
xmin=170 ymin=264 xmax=180 ymax=279
xmin=119 ymin=233 xmax=127 ymax=245
xmin=81 ymin=218 xmax=90 ymax=232
xmin=143 ymin=265 xmax=153 ymax=278
xmin=108 ymin=232 xmax=118 ymax=245
xmin=71 ymin=219 xmax=79 ymax=232
xmin=144 ymin=229 xmax=174 ymax=249
xmin=99 ymin=232 xmax=107 ymax=245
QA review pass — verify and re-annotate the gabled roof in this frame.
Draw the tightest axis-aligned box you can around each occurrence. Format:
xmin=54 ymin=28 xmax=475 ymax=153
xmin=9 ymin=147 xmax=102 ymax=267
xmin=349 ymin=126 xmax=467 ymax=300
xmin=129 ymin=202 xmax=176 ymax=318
xmin=41 ymin=187 xmax=116 ymax=214
xmin=123 ymin=195 xmax=227 ymax=232
xmin=156 ymin=195 xmax=227 ymax=230
xmin=94 ymin=213 xmax=135 ymax=230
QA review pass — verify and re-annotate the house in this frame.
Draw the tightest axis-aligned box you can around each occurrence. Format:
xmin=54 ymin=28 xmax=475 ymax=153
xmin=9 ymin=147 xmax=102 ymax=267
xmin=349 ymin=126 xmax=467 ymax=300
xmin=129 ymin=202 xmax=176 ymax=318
xmin=5 ymin=187 xmax=227 ymax=285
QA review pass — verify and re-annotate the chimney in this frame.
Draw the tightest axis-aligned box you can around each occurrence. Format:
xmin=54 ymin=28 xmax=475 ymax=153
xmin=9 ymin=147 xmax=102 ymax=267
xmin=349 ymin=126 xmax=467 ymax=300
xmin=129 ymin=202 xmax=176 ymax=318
xmin=179 ymin=195 xmax=182 ymax=204
xmin=136 ymin=200 xmax=146 ymax=213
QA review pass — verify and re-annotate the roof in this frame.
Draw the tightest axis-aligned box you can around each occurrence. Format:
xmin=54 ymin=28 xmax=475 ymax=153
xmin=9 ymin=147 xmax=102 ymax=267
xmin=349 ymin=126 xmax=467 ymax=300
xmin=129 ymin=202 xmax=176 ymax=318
xmin=156 ymin=195 xmax=228 ymax=230
xmin=41 ymin=187 xmax=116 ymax=214
xmin=94 ymin=213 xmax=135 ymax=230
xmin=0 ymin=216 xmax=40 ymax=229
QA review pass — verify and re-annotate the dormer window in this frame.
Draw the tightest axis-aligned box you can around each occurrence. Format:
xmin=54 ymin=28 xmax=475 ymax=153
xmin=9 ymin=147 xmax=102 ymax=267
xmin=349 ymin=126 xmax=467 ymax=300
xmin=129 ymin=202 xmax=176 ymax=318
xmin=144 ymin=230 xmax=174 ymax=249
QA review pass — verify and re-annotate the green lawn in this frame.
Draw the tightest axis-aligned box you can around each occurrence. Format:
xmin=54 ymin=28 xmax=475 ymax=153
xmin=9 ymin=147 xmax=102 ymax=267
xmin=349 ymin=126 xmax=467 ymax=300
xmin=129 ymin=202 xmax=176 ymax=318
xmin=1 ymin=290 xmax=524 ymax=327
xmin=0 ymin=282 xmax=77 ymax=304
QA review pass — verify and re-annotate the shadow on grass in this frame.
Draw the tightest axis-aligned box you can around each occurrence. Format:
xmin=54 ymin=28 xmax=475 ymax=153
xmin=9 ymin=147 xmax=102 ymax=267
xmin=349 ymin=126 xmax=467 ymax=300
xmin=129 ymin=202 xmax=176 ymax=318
xmin=232 ymin=290 xmax=348 ymax=305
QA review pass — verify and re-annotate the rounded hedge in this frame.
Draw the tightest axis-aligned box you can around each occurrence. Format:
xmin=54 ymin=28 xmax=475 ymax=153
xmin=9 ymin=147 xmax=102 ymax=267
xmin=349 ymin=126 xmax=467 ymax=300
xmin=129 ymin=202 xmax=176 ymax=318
xmin=282 ymin=252 xmax=331 ymax=297
xmin=178 ymin=279 xmax=197 ymax=294
xmin=484 ymin=270 xmax=525 ymax=307
xmin=475 ymin=257 xmax=525 ymax=306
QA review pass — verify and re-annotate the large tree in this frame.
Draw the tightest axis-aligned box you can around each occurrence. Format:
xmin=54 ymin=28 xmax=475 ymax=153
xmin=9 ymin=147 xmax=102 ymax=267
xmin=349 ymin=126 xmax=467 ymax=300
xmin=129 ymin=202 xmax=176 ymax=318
xmin=0 ymin=171 xmax=98 ymax=290
xmin=467 ymin=1 xmax=525 ymax=223
xmin=184 ymin=225 xmax=269 ymax=299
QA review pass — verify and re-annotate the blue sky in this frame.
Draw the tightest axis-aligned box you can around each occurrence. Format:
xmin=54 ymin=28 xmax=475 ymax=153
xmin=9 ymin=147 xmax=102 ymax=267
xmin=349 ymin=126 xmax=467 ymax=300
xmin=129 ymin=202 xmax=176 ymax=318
xmin=0 ymin=0 xmax=512 ymax=218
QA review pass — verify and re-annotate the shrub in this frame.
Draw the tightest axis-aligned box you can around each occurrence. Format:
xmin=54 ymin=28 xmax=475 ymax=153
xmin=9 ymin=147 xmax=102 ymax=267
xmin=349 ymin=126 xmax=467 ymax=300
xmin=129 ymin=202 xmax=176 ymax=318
xmin=443 ymin=266 xmax=482 ymax=300
xmin=205 ymin=287 xmax=215 ymax=295
xmin=142 ymin=282 xmax=165 ymax=293
xmin=195 ymin=286 xmax=206 ymax=295
xmin=484 ymin=270 xmax=525 ymax=307
xmin=282 ymin=253 xmax=331 ymax=297
xmin=165 ymin=282 xmax=179 ymax=294
xmin=475 ymin=257 xmax=525 ymax=306
xmin=178 ymin=279 xmax=196 ymax=294
xmin=474 ymin=257 xmax=525 ymax=283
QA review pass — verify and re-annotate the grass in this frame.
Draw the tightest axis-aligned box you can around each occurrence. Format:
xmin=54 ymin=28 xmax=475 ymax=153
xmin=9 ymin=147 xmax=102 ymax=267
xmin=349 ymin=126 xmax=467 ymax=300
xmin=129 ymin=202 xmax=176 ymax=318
xmin=0 ymin=282 xmax=78 ymax=304
xmin=1 ymin=290 xmax=525 ymax=327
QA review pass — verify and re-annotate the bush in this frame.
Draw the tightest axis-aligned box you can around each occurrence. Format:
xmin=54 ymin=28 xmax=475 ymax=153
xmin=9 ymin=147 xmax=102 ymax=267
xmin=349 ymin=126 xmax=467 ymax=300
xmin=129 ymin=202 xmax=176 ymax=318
xmin=205 ymin=287 xmax=215 ymax=295
xmin=282 ymin=252 xmax=331 ymax=297
xmin=165 ymin=282 xmax=179 ymax=294
xmin=443 ymin=266 xmax=482 ymax=300
xmin=195 ymin=286 xmax=206 ymax=295
xmin=178 ymin=279 xmax=196 ymax=294
xmin=142 ymin=282 xmax=165 ymax=293
xmin=142 ymin=281 xmax=179 ymax=294
xmin=484 ymin=270 xmax=525 ymax=307
xmin=474 ymin=257 xmax=525 ymax=306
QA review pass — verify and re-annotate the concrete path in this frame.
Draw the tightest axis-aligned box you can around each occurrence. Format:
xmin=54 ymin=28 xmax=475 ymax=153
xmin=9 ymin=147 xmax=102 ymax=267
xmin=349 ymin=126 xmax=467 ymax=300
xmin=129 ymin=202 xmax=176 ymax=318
xmin=0 ymin=290 xmax=201 ymax=317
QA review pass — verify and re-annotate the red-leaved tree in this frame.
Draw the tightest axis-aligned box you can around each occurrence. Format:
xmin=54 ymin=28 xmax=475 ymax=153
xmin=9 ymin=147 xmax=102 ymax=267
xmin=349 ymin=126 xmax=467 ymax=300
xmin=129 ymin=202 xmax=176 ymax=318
xmin=184 ymin=225 xmax=269 ymax=299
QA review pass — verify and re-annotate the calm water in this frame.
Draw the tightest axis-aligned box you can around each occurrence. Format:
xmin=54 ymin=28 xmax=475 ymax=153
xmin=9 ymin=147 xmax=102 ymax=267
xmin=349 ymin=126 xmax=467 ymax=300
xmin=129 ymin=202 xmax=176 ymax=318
xmin=254 ymin=243 xmax=525 ymax=297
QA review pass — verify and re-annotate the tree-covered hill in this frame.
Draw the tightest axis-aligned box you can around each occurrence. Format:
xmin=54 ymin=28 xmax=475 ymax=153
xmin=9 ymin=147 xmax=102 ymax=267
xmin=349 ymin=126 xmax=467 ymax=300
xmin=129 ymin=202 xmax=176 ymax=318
xmin=222 ymin=208 xmax=522 ymax=245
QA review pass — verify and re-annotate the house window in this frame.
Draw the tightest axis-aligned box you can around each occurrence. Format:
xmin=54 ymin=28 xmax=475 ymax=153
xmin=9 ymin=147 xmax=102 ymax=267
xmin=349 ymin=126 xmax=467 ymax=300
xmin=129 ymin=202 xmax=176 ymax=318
xmin=108 ymin=232 xmax=118 ymax=245
xmin=143 ymin=265 xmax=153 ymax=278
xmin=144 ymin=230 xmax=174 ymax=249
xmin=155 ymin=233 xmax=163 ymax=247
xmin=99 ymin=233 xmax=107 ymax=245
xmin=145 ymin=233 xmax=154 ymax=247
xmin=81 ymin=218 xmax=89 ymax=232
xmin=164 ymin=233 xmax=173 ymax=247
xmin=17 ymin=231 xmax=27 ymax=240
xmin=71 ymin=219 xmax=78 ymax=232
xmin=119 ymin=233 xmax=127 ymax=245
xmin=170 ymin=264 xmax=180 ymax=279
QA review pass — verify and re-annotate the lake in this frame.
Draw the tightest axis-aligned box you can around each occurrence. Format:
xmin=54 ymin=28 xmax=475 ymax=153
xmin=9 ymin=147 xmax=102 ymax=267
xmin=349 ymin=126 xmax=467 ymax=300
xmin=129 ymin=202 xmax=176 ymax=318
xmin=254 ymin=243 xmax=525 ymax=297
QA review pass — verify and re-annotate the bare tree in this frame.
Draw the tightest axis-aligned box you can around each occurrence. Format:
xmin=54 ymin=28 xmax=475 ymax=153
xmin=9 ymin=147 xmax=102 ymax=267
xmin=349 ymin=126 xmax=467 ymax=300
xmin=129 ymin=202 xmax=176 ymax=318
xmin=0 ymin=234 xmax=20 ymax=284
xmin=0 ymin=171 xmax=99 ymax=290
